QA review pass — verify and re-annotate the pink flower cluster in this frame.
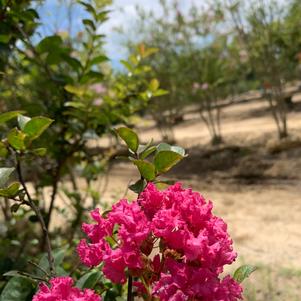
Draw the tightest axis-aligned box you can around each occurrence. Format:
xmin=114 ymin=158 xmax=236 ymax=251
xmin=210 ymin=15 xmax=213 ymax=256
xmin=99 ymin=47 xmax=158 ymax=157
xmin=33 ymin=277 xmax=100 ymax=301
xmin=78 ymin=183 xmax=243 ymax=300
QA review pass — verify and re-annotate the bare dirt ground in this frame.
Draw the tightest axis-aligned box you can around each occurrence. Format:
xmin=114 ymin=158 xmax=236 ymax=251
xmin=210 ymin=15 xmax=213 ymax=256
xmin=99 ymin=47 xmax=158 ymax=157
xmin=99 ymin=95 xmax=301 ymax=301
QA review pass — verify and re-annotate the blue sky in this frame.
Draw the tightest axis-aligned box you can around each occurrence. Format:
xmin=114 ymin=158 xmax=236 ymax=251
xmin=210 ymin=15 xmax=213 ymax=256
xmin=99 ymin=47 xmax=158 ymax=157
xmin=36 ymin=0 xmax=197 ymax=67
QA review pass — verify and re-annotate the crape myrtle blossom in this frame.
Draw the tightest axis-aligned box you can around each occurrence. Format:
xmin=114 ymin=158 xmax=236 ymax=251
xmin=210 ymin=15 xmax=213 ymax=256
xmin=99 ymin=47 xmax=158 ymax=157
xmin=78 ymin=182 xmax=243 ymax=300
xmin=32 ymin=276 xmax=101 ymax=301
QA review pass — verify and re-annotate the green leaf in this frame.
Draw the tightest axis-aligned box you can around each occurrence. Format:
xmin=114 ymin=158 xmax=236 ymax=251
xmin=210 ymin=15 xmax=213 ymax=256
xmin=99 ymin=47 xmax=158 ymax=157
xmin=233 ymin=265 xmax=257 ymax=283
xmin=37 ymin=35 xmax=63 ymax=53
xmin=140 ymin=145 xmax=156 ymax=159
xmin=137 ymin=139 xmax=154 ymax=157
xmin=83 ymin=19 xmax=96 ymax=30
xmin=79 ymin=2 xmax=96 ymax=16
xmin=10 ymin=203 xmax=21 ymax=213
xmin=37 ymin=248 xmax=67 ymax=277
xmin=170 ymin=145 xmax=186 ymax=156
xmin=23 ymin=117 xmax=53 ymax=140
xmin=0 ymin=277 xmax=33 ymax=301
xmin=88 ymin=55 xmax=108 ymax=68
xmin=62 ymin=55 xmax=82 ymax=71
xmin=0 ymin=167 xmax=15 ymax=188
xmin=149 ymin=78 xmax=159 ymax=91
xmin=0 ymin=111 xmax=24 ymax=125
xmin=76 ymin=270 xmax=102 ymax=289
xmin=0 ymin=182 xmax=20 ymax=197
xmin=156 ymin=143 xmax=171 ymax=152
xmin=116 ymin=127 xmax=139 ymax=152
xmin=129 ymin=179 xmax=147 ymax=194
xmin=153 ymin=89 xmax=169 ymax=97
xmin=154 ymin=151 xmax=183 ymax=173
xmin=80 ymin=71 xmax=104 ymax=84
xmin=120 ymin=60 xmax=133 ymax=71
xmin=0 ymin=34 xmax=11 ymax=44
xmin=32 ymin=148 xmax=47 ymax=156
xmin=0 ymin=141 xmax=8 ymax=157
xmin=64 ymin=101 xmax=85 ymax=109
xmin=17 ymin=115 xmax=31 ymax=130
xmin=156 ymin=143 xmax=186 ymax=156
xmin=64 ymin=85 xmax=85 ymax=96
xmin=7 ymin=128 xmax=26 ymax=150
xmin=133 ymin=160 xmax=156 ymax=181
xmin=96 ymin=11 xmax=110 ymax=22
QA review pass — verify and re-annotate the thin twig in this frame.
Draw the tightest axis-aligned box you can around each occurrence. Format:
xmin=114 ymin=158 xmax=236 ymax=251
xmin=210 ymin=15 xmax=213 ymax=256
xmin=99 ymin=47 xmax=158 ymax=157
xmin=28 ymin=260 xmax=50 ymax=278
xmin=15 ymin=155 xmax=56 ymax=277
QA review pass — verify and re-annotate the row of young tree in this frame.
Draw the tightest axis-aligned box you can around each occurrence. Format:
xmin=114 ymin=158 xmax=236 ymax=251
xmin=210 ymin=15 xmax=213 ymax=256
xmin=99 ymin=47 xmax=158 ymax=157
xmin=125 ymin=0 xmax=301 ymax=143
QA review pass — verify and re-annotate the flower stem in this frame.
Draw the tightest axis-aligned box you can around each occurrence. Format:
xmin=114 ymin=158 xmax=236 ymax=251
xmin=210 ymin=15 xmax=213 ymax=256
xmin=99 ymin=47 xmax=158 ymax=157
xmin=127 ymin=275 xmax=133 ymax=301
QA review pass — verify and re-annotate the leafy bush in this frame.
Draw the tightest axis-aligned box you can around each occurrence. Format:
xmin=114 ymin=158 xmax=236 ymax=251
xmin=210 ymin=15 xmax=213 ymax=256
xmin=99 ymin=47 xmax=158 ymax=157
xmin=0 ymin=118 xmax=255 ymax=300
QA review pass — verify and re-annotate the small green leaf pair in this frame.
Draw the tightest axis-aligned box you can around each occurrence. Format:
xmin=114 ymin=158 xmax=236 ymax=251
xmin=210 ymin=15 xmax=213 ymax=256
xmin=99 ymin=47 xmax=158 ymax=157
xmin=116 ymin=126 xmax=186 ymax=193
xmin=3 ymin=113 xmax=53 ymax=151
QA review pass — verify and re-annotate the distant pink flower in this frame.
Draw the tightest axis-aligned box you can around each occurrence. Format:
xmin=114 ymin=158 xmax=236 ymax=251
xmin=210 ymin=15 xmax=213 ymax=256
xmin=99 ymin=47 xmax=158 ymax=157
xmin=33 ymin=277 xmax=100 ymax=301
xmin=91 ymin=83 xmax=107 ymax=94
xmin=192 ymin=82 xmax=201 ymax=91
xmin=201 ymin=82 xmax=209 ymax=90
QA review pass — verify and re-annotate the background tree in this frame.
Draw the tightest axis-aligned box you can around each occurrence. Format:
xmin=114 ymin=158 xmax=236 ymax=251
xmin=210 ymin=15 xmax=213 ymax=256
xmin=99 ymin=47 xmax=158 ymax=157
xmin=225 ymin=0 xmax=301 ymax=138
xmin=0 ymin=0 xmax=163 ymax=292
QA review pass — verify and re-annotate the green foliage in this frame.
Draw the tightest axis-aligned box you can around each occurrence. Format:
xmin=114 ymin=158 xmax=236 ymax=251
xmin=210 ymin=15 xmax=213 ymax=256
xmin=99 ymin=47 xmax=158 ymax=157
xmin=0 ymin=277 xmax=33 ymax=301
xmin=0 ymin=182 xmax=20 ymax=198
xmin=116 ymin=127 xmax=139 ymax=152
xmin=116 ymin=126 xmax=185 ymax=193
xmin=234 ymin=265 xmax=257 ymax=283
xmin=154 ymin=150 xmax=184 ymax=173
xmin=0 ymin=167 xmax=15 ymax=187
xmin=0 ymin=0 xmax=164 ymax=296
xmin=76 ymin=270 xmax=103 ymax=289
xmin=22 ymin=117 xmax=53 ymax=140
xmin=0 ymin=112 xmax=25 ymax=125
xmin=133 ymin=160 xmax=156 ymax=181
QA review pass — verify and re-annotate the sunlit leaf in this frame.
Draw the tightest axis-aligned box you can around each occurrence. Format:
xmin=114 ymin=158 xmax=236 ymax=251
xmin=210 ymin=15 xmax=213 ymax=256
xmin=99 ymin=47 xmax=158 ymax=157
xmin=0 ymin=111 xmax=24 ymax=125
xmin=23 ymin=117 xmax=53 ymax=140
xmin=233 ymin=265 xmax=257 ymax=283
xmin=154 ymin=150 xmax=183 ymax=173
xmin=133 ymin=160 xmax=156 ymax=181
xmin=0 ymin=182 xmax=20 ymax=197
xmin=32 ymin=148 xmax=47 ymax=156
xmin=149 ymin=79 xmax=159 ymax=91
xmin=7 ymin=128 xmax=26 ymax=150
xmin=64 ymin=85 xmax=86 ymax=96
xmin=116 ymin=127 xmax=139 ymax=152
